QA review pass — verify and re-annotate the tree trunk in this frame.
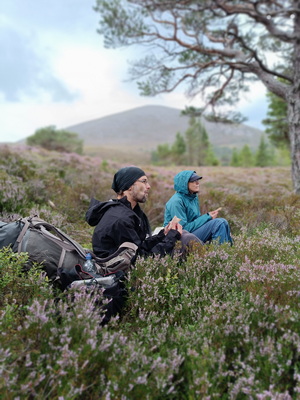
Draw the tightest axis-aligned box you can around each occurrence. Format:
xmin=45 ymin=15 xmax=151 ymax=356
xmin=288 ymin=94 xmax=300 ymax=194
xmin=288 ymin=1 xmax=300 ymax=194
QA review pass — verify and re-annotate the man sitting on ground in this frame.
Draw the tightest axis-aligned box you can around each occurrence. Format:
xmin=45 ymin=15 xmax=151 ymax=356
xmin=86 ymin=166 xmax=200 ymax=259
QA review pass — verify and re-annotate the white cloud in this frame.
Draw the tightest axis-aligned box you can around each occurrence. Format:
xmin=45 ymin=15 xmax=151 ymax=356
xmin=0 ymin=35 xmax=199 ymax=142
xmin=0 ymin=67 xmax=266 ymax=143
xmin=0 ymin=0 xmax=268 ymax=143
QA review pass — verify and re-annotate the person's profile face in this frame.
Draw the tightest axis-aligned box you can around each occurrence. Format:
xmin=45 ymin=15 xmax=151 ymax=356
xmin=132 ymin=175 xmax=151 ymax=203
xmin=188 ymin=179 xmax=200 ymax=193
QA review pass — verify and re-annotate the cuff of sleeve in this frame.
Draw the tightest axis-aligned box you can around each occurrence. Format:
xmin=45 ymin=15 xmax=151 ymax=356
xmin=156 ymin=229 xmax=166 ymax=238
xmin=167 ymin=229 xmax=181 ymax=240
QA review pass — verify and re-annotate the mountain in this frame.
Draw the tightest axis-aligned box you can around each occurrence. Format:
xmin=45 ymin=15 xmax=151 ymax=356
xmin=64 ymin=105 xmax=263 ymax=162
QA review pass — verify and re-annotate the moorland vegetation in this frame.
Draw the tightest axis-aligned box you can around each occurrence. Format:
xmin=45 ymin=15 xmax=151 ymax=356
xmin=0 ymin=144 xmax=300 ymax=399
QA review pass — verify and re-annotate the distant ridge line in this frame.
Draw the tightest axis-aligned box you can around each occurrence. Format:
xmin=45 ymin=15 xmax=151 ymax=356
xmin=64 ymin=104 xmax=263 ymax=151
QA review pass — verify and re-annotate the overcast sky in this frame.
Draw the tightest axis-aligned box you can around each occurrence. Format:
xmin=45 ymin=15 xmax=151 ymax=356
xmin=0 ymin=0 xmax=268 ymax=143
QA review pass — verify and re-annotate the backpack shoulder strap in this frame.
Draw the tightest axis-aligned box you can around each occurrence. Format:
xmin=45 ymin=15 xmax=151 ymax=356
xmin=16 ymin=218 xmax=31 ymax=253
xmin=118 ymin=242 xmax=138 ymax=251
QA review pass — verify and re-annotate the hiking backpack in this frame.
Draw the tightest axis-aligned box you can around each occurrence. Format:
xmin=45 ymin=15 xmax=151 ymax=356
xmin=0 ymin=216 xmax=138 ymax=286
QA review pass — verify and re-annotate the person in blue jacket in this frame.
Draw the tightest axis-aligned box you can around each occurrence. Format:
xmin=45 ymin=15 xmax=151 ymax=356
xmin=164 ymin=170 xmax=232 ymax=245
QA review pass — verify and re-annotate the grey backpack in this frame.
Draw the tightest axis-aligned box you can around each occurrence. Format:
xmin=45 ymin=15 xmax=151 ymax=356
xmin=0 ymin=216 xmax=138 ymax=284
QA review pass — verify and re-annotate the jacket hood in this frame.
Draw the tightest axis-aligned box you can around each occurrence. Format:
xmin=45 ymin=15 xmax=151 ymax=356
xmin=85 ymin=198 xmax=119 ymax=226
xmin=174 ymin=170 xmax=195 ymax=195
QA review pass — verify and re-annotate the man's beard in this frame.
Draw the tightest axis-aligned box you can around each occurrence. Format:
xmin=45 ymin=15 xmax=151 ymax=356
xmin=133 ymin=191 xmax=148 ymax=204
xmin=137 ymin=194 xmax=148 ymax=203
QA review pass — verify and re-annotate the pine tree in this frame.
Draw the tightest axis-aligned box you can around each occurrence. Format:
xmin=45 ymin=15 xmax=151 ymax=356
xmin=171 ymin=132 xmax=186 ymax=165
xmin=255 ymin=136 xmax=271 ymax=167
xmin=152 ymin=117 xmax=218 ymax=166
xmin=239 ymin=145 xmax=255 ymax=168
xmin=151 ymin=144 xmax=172 ymax=165
xmin=184 ymin=117 xmax=217 ymax=166
xmin=230 ymin=148 xmax=240 ymax=167
xmin=262 ymin=89 xmax=289 ymax=149
xmin=184 ymin=116 xmax=198 ymax=165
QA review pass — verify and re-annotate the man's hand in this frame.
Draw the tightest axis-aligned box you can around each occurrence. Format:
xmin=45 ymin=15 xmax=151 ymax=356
xmin=164 ymin=216 xmax=183 ymax=235
xmin=209 ymin=207 xmax=222 ymax=219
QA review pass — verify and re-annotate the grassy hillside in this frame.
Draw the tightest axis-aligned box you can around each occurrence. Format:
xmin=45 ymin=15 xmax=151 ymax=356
xmin=64 ymin=105 xmax=263 ymax=158
xmin=0 ymin=144 xmax=300 ymax=399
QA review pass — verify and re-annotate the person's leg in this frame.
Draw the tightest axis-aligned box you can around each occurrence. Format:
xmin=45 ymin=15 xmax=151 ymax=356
xmin=181 ymin=230 xmax=203 ymax=246
xmin=215 ymin=218 xmax=233 ymax=245
xmin=178 ymin=230 xmax=203 ymax=258
xmin=191 ymin=218 xmax=232 ymax=244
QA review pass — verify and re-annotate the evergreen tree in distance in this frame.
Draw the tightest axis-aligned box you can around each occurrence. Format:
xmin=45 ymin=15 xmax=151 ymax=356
xmin=256 ymin=136 xmax=271 ymax=167
xmin=262 ymin=90 xmax=289 ymax=149
xmin=171 ymin=132 xmax=186 ymax=165
xmin=152 ymin=118 xmax=218 ymax=166
xmin=230 ymin=148 xmax=240 ymax=167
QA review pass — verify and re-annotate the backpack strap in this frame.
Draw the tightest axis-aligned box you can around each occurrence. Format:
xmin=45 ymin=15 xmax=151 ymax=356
xmin=16 ymin=218 xmax=31 ymax=253
xmin=94 ymin=242 xmax=138 ymax=275
xmin=118 ymin=242 xmax=138 ymax=251
xmin=58 ymin=247 xmax=67 ymax=269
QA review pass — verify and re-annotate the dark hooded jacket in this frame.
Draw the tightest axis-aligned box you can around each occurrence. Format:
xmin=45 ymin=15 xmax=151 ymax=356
xmin=85 ymin=197 xmax=181 ymax=259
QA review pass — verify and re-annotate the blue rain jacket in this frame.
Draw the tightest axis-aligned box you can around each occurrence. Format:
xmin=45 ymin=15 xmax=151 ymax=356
xmin=164 ymin=170 xmax=211 ymax=232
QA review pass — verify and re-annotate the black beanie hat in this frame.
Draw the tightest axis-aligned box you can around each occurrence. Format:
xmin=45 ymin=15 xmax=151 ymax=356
xmin=112 ymin=166 xmax=146 ymax=193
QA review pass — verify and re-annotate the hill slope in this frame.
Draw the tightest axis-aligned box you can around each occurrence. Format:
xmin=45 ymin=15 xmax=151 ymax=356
xmin=65 ymin=105 xmax=263 ymax=153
